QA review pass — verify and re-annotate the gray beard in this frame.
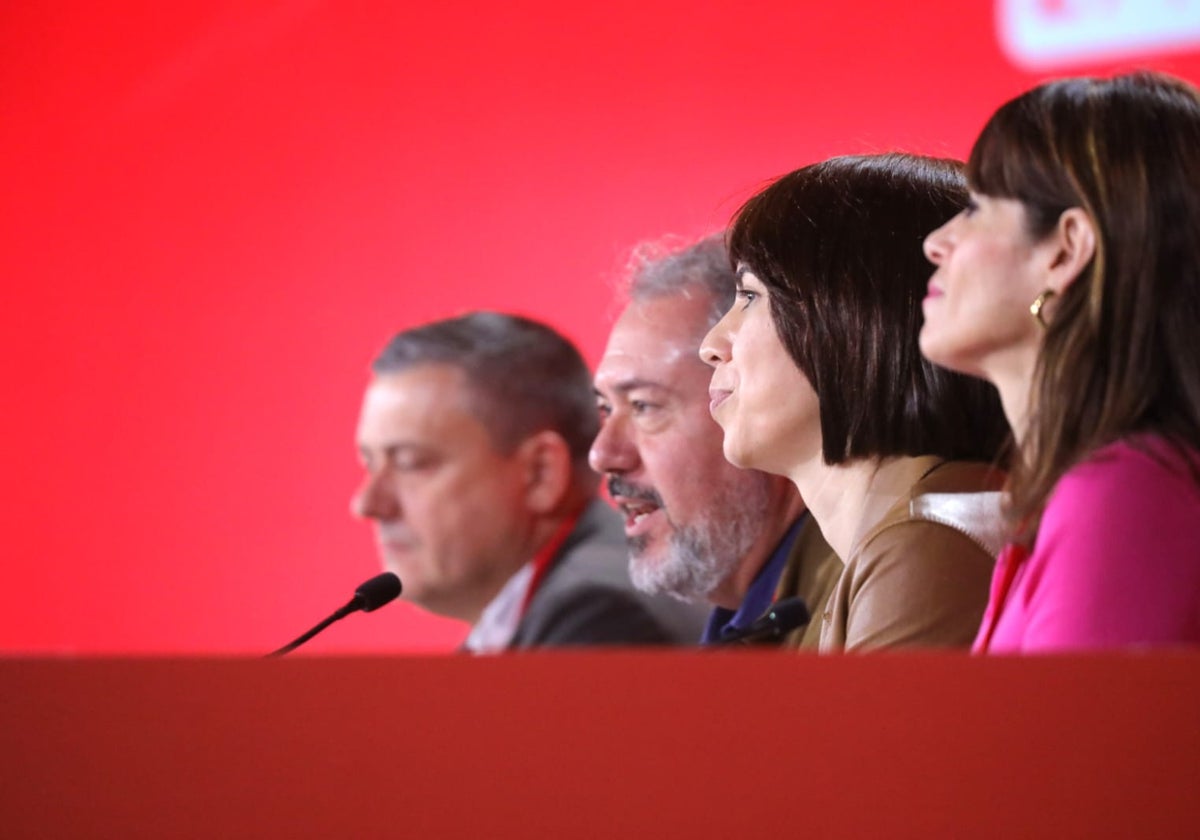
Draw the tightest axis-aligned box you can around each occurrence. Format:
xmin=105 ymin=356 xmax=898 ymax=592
xmin=628 ymin=478 xmax=770 ymax=603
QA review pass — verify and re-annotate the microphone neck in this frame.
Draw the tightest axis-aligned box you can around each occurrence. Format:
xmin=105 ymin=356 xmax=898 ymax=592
xmin=267 ymin=572 xmax=402 ymax=657
xmin=718 ymin=597 xmax=811 ymax=646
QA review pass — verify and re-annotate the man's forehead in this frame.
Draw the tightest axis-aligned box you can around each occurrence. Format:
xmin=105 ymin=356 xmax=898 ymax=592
xmin=366 ymin=364 xmax=468 ymax=404
xmin=358 ymin=364 xmax=474 ymax=435
xmin=597 ymin=296 xmax=712 ymax=381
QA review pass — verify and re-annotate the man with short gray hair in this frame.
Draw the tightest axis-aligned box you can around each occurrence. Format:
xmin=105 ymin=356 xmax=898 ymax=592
xmin=352 ymin=311 xmax=706 ymax=650
xmin=590 ymin=235 xmax=841 ymax=645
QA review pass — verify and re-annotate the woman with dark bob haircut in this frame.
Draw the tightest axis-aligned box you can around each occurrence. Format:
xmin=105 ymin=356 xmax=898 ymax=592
xmin=921 ymin=72 xmax=1200 ymax=652
xmin=701 ymin=153 xmax=1010 ymax=650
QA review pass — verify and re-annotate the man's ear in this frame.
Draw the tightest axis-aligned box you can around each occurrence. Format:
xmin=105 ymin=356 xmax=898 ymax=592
xmin=516 ymin=430 xmax=573 ymax=514
xmin=1045 ymin=207 xmax=1097 ymax=295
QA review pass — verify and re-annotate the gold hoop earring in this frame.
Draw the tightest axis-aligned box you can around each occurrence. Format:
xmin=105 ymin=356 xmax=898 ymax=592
xmin=1030 ymin=290 xmax=1056 ymax=329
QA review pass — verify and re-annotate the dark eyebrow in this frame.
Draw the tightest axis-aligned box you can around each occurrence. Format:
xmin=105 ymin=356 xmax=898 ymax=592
xmin=736 ymin=269 xmax=768 ymax=293
xmin=595 ymin=378 xmax=672 ymax=398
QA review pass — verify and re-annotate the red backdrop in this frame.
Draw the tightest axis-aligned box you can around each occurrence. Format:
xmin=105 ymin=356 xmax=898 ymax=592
xmin=4 ymin=1 xmax=1199 ymax=654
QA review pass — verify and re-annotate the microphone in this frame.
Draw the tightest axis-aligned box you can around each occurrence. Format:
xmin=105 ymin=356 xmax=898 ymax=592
xmin=719 ymin=597 xmax=811 ymax=645
xmin=267 ymin=572 xmax=402 ymax=657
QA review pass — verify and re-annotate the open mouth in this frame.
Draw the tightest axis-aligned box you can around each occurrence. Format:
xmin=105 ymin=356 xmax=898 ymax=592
xmin=607 ymin=477 xmax=665 ymax=536
xmin=619 ymin=498 xmax=661 ymax=532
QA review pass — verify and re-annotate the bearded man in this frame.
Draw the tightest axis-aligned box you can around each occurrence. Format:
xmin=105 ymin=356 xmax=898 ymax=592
xmin=590 ymin=235 xmax=842 ymax=645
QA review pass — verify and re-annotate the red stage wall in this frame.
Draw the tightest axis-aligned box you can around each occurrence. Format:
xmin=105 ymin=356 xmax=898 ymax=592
xmin=4 ymin=1 xmax=1199 ymax=654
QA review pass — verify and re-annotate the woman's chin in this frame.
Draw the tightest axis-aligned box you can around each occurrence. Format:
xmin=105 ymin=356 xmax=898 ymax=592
xmin=919 ymin=327 xmax=986 ymax=379
xmin=722 ymin=436 xmax=756 ymax=470
xmin=918 ymin=324 xmax=955 ymax=369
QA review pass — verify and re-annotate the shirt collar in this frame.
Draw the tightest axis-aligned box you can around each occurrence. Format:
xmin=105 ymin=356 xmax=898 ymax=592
xmin=462 ymin=504 xmax=586 ymax=654
xmin=463 ymin=562 xmax=535 ymax=653
xmin=701 ymin=514 xmax=806 ymax=645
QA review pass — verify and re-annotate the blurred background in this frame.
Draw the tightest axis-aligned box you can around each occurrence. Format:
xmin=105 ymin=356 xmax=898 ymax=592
xmin=4 ymin=0 xmax=1200 ymax=654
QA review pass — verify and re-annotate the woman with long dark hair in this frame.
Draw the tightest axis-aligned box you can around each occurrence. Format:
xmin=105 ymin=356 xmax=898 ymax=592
xmin=921 ymin=72 xmax=1200 ymax=651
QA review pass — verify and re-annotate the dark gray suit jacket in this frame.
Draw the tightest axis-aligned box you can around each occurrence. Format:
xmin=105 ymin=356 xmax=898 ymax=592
xmin=509 ymin=500 xmax=707 ymax=647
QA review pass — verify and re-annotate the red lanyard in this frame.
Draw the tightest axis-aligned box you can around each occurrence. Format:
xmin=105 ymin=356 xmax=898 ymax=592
xmin=518 ymin=506 xmax=584 ymax=620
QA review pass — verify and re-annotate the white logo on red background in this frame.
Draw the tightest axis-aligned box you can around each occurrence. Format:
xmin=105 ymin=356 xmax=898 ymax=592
xmin=999 ymin=0 xmax=1200 ymax=69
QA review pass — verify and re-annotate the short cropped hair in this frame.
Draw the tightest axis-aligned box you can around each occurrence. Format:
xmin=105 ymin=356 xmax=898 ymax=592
xmin=371 ymin=312 xmax=599 ymax=465
xmin=729 ymin=153 xmax=1008 ymax=466
xmin=625 ymin=233 xmax=736 ymax=329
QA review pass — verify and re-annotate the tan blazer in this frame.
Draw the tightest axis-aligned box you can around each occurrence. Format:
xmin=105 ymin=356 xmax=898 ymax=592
xmin=773 ymin=515 xmax=843 ymax=649
xmin=819 ymin=458 xmax=1007 ymax=651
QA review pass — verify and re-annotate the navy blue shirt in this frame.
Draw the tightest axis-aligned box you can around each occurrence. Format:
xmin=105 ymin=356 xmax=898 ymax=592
xmin=700 ymin=515 xmax=807 ymax=645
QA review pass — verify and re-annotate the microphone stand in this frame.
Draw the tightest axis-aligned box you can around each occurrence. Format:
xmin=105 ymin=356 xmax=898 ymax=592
xmin=267 ymin=602 xmax=360 ymax=658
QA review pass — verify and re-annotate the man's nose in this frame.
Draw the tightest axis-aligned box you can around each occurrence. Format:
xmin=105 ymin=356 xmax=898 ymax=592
xmin=350 ymin=471 xmax=400 ymax=521
xmin=588 ymin=414 xmax=639 ymax=476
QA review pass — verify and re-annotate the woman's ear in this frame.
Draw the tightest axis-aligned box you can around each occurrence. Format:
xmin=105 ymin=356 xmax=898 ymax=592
xmin=516 ymin=430 xmax=572 ymax=514
xmin=1046 ymin=207 xmax=1097 ymax=295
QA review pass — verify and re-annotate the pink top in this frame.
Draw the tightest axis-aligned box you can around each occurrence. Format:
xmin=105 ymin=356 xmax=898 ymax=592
xmin=976 ymin=436 xmax=1200 ymax=652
